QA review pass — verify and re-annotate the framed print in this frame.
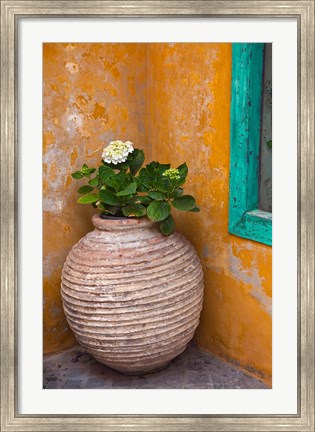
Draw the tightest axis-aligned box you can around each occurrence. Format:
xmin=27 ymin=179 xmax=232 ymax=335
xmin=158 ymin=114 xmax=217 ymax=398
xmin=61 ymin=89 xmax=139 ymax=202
xmin=1 ymin=1 xmax=314 ymax=431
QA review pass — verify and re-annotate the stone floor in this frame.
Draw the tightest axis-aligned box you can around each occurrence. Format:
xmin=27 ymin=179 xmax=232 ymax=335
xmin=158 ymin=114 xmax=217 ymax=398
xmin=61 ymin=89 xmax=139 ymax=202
xmin=43 ymin=342 xmax=269 ymax=389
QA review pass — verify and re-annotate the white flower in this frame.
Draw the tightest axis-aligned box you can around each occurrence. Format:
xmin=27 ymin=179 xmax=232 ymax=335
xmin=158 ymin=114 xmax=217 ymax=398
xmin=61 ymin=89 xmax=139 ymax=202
xmin=102 ymin=140 xmax=134 ymax=164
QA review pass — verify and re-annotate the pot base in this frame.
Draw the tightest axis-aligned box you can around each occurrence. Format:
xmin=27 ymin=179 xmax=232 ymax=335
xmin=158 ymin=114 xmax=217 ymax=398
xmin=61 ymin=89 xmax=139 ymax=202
xmin=115 ymin=362 xmax=171 ymax=377
xmin=93 ymin=355 xmax=171 ymax=376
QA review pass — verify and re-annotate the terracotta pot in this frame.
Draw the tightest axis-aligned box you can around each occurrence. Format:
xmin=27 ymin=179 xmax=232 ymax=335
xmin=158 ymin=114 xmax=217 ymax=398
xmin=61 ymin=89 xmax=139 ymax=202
xmin=61 ymin=214 xmax=204 ymax=375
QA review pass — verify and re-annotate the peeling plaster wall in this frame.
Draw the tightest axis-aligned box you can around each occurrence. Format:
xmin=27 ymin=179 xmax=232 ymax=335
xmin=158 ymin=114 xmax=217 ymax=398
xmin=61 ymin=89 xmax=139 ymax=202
xmin=43 ymin=43 xmax=272 ymax=384
xmin=147 ymin=44 xmax=272 ymax=384
xmin=43 ymin=43 xmax=148 ymax=353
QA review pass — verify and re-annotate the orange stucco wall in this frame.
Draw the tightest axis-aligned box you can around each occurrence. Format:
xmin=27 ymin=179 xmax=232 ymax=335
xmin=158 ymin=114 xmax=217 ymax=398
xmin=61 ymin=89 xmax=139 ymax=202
xmin=43 ymin=43 xmax=148 ymax=352
xmin=43 ymin=43 xmax=272 ymax=383
xmin=147 ymin=44 xmax=272 ymax=384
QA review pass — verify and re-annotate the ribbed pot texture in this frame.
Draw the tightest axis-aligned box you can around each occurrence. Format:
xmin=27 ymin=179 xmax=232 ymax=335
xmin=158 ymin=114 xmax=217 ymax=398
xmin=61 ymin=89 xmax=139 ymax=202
xmin=61 ymin=214 xmax=204 ymax=375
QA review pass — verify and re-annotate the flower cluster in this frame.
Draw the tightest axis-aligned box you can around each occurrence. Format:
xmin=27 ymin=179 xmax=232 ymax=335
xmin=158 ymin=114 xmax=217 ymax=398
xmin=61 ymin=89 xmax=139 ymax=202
xmin=162 ymin=168 xmax=180 ymax=180
xmin=102 ymin=140 xmax=134 ymax=165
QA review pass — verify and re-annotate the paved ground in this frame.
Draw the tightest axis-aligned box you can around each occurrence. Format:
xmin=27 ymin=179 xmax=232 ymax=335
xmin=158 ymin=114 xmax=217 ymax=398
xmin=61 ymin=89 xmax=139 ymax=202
xmin=43 ymin=342 xmax=268 ymax=389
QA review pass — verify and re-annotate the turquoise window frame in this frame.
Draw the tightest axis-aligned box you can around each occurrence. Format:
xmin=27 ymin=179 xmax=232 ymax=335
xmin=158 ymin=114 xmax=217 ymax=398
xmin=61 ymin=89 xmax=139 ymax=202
xmin=228 ymin=43 xmax=272 ymax=246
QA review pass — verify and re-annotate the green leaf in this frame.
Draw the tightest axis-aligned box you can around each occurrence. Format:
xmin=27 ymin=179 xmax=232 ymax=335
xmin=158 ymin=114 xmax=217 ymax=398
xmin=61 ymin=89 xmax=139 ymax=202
xmin=116 ymin=182 xmax=137 ymax=196
xmin=77 ymin=185 xmax=94 ymax=194
xmin=148 ymin=191 xmax=166 ymax=200
xmin=122 ymin=204 xmax=147 ymax=217
xmin=171 ymin=163 xmax=189 ymax=188
xmin=89 ymin=176 xmax=99 ymax=187
xmin=99 ymin=165 xmax=116 ymax=182
xmin=99 ymin=166 xmax=125 ymax=190
xmin=81 ymin=164 xmax=89 ymax=174
xmin=105 ymin=177 xmax=121 ymax=190
xmin=146 ymin=161 xmax=170 ymax=175
xmin=125 ymin=172 xmax=134 ymax=183
xmin=134 ymin=176 xmax=141 ymax=187
xmin=139 ymin=167 xmax=154 ymax=189
xmin=137 ymin=184 xmax=148 ymax=192
xmin=127 ymin=195 xmax=152 ymax=205
xmin=81 ymin=164 xmax=96 ymax=176
xmin=81 ymin=165 xmax=96 ymax=176
xmin=189 ymin=206 xmax=200 ymax=212
xmin=146 ymin=161 xmax=159 ymax=172
xmin=172 ymin=195 xmax=196 ymax=211
xmin=147 ymin=200 xmax=171 ymax=222
xmin=159 ymin=214 xmax=175 ymax=235
xmin=177 ymin=162 xmax=188 ymax=179
xmin=140 ymin=162 xmax=172 ymax=190
xmin=129 ymin=149 xmax=145 ymax=175
xmin=99 ymin=189 xmax=119 ymax=205
xmin=267 ymin=140 xmax=272 ymax=148
xmin=174 ymin=178 xmax=186 ymax=188
xmin=171 ymin=188 xmax=184 ymax=198
xmin=153 ymin=179 xmax=172 ymax=193
xmin=105 ymin=178 xmax=119 ymax=190
xmin=99 ymin=204 xmax=118 ymax=215
xmin=96 ymin=201 xmax=107 ymax=210
xmin=71 ymin=171 xmax=84 ymax=179
xmin=77 ymin=193 xmax=99 ymax=204
xmin=114 ymin=171 xmax=130 ymax=190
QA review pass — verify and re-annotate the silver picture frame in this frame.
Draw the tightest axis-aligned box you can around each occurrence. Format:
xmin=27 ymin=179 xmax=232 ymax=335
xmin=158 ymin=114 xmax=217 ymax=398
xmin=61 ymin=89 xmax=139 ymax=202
xmin=1 ymin=1 xmax=314 ymax=431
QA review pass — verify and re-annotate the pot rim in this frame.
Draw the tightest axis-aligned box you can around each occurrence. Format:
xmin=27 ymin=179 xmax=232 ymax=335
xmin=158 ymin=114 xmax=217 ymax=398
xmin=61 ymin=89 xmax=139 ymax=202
xmin=92 ymin=213 xmax=156 ymax=231
xmin=100 ymin=213 xmax=128 ymax=221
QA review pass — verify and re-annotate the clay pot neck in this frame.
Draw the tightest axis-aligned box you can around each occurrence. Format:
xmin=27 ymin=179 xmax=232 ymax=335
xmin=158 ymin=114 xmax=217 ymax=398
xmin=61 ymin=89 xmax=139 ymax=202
xmin=92 ymin=213 xmax=156 ymax=232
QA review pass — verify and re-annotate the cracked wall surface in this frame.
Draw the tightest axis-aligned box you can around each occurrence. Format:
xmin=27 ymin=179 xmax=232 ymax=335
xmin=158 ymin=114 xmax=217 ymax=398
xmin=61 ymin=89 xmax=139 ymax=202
xmin=43 ymin=43 xmax=148 ymax=353
xmin=43 ymin=43 xmax=272 ymax=384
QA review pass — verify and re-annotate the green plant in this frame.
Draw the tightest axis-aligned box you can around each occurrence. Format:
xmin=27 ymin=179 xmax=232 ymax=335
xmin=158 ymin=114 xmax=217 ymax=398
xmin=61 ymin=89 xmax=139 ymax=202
xmin=71 ymin=140 xmax=199 ymax=235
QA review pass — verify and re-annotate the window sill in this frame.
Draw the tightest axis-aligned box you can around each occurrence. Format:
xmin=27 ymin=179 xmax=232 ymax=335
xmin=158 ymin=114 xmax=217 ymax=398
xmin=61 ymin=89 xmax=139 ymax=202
xmin=229 ymin=209 xmax=272 ymax=246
